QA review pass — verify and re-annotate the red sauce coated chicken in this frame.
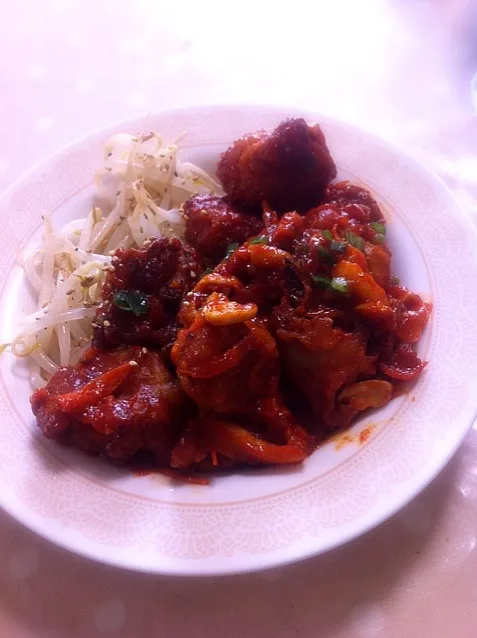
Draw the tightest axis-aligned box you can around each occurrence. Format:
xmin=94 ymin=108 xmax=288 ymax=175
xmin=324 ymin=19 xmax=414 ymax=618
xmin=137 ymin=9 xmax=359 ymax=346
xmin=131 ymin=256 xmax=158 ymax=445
xmin=31 ymin=118 xmax=431 ymax=481
xmin=31 ymin=346 xmax=191 ymax=465
xmin=183 ymin=194 xmax=263 ymax=265
xmin=93 ymin=237 xmax=200 ymax=354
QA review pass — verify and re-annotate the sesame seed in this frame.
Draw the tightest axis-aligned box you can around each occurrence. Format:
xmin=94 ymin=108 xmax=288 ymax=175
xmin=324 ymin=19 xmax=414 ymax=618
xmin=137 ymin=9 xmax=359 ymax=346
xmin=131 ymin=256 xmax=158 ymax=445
xmin=129 ymin=360 xmax=138 ymax=367
xmin=190 ymin=271 xmax=196 ymax=277
xmin=103 ymin=320 xmax=111 ymax=327
xmin=108 ymin=265 xmax=115 ymax=272
xmin=108 ymin=250 xmax=115 ymax=256
xmin=91 ymin=322 xmax=98 ymax=328
xmin=141 ymin=347 xmax=148 ymax=354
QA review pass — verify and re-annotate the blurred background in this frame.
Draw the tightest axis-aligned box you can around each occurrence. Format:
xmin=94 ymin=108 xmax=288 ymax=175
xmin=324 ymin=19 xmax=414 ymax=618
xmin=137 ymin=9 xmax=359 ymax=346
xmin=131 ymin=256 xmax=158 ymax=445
xmin=1 ymin=1 xmax=477 ymax=636
xmin=0 ymin=0 xmax=476 ymax=209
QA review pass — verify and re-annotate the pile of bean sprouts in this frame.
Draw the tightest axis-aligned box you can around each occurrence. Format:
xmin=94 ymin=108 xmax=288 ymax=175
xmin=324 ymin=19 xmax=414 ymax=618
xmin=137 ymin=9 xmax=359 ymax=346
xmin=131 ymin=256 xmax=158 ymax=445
xmin=11 ymin=132 xmax=222 ymax=388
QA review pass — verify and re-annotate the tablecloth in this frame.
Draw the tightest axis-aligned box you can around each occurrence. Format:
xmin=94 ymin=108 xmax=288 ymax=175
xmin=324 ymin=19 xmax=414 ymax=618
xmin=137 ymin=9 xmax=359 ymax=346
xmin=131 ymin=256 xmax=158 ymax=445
xmin=1 ymin=1 xmax=477 ymax=636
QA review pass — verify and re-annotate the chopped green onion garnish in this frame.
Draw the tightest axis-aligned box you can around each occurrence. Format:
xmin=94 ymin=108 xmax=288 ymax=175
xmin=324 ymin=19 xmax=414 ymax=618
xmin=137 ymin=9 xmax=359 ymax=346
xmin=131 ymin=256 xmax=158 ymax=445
xmin=311 ymin=274 xmax=331 ymax=288
xmin=345 ymin=230 xmax=365 ymax=251
xmin=322 ymin=230 xmax=333 ymax=241
xmin=329 ymin=240 xmax=346 ymax=253
xmin=225 ymin=242 xmax=239 ymax=258
xmin=390 ymin=275 xmax=400 ymax=285
xmin=317 ymin=245 xmax=335 ymax=266
xmin=371 ymin=221 xmax=386 ymax=235
xmin=330 ymin=277 xmax=349 ymax=293
xmin=311 ymin=274 xmax=349 ymax=293
xmin=113 ymin=290 xmax=149 ymax=316
xmin=374 ymin=233 xmax=386 ymax=245
xmin=203 ymin=267 xmax=214 ymax=276
xmin=249 ymin=235 xmax=269 ymax=245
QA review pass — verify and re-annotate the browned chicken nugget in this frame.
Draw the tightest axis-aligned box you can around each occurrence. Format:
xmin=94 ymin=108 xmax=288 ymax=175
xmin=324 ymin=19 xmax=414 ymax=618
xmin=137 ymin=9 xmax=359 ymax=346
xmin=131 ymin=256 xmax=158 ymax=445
xmin=183 ymin=194 xmax=263 ymax=265
xmin=216 ymin=117 xmax=337 ymax=213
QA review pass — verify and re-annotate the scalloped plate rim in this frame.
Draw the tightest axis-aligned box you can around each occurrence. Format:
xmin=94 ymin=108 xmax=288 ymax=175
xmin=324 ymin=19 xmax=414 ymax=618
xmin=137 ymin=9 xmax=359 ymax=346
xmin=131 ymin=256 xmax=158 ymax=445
xmin=0 ymin=103 xmax=476 ymax=576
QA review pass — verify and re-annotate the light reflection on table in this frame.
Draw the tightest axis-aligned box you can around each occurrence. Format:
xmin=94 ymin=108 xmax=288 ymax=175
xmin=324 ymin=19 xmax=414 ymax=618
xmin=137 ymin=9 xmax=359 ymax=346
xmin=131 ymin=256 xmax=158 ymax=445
xmin=1 ymin=1 xmax=477 ymax=636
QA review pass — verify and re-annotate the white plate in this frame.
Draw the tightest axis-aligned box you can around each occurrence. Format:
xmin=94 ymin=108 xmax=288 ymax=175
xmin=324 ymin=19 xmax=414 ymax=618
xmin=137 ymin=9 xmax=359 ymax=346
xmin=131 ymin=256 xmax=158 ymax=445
xmin=0 ymin=104 xmax=476 ymax=576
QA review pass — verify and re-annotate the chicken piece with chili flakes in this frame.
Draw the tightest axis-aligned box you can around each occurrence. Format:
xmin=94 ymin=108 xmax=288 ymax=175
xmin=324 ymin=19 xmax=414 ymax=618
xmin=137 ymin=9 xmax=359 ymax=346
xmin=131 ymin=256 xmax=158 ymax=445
xmin=93 ymin=237 xmax=201 ymax=352
xmin=171 ymin=292 xmax=310 ymax=466
xmin=324 ymin=181 xmax=385 ymax=223
xmin=178 ymin=272 xmax=252 ymax=328
xmin=172 ymin=292 xmax=275 ymax=415
xmin=217 ymin=117 xmax=337 ymax=213
xmin=30 ymin=346 xmax=191 ymax=466
xmin=183 ymin=194 xmax=263 ymax=265
xmin=305 ymin=181 xmax=387 ymax=244
xmin=214 ymin=239 xmax=306 ymax=313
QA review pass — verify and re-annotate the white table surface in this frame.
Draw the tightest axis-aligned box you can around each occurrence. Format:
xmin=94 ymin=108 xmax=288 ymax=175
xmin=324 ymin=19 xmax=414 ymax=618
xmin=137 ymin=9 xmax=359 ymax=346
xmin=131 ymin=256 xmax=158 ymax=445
xmin=2 ymin=1 xmax=477 ymax=636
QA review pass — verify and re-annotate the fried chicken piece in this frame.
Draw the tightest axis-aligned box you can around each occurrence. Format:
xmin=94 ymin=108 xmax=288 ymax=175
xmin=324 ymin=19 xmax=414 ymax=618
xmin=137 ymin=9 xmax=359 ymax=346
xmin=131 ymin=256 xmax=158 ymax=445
xmin=172 ymin=294 xmax=277 ymax=415
xmin=324 ymin=181 xmax=385 ymax=223
xmin=30 ymin=346 xmax=191 ymax=465
xmin=183 ymin=194 xmax=263 ymax=265
xmin=93 ymin=237 xmax=201 ymax=352
xmin=216 ymin=241 xmax=305 ymax=312
xmin=271 ymin=300 xmax=377 ymax=430
xmin=171 ymin=292 xmax=310 ymax=456
xmin=217 ymin=117 xmax=337 ymax=213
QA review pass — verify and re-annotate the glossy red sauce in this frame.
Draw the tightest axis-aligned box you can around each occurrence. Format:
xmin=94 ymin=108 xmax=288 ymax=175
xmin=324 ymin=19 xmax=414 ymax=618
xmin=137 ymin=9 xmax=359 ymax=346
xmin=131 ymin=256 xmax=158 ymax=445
xmin=30 ymin=118 xmax=431 ymax=479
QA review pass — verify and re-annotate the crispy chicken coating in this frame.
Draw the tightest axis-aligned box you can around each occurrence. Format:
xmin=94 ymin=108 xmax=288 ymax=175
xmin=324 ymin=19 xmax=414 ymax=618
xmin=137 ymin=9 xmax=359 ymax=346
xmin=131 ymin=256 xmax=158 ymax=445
xmin=183 ymin=194 xmax=263 ymax=265
xmin=217 ymin=117 xmax=336 ymax=213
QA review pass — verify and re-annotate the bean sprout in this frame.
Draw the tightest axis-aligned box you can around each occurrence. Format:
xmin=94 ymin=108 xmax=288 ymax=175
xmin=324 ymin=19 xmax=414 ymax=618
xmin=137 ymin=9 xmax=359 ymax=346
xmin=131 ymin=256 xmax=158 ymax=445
xmin=11 ymin=131 xmax=222 ymax=388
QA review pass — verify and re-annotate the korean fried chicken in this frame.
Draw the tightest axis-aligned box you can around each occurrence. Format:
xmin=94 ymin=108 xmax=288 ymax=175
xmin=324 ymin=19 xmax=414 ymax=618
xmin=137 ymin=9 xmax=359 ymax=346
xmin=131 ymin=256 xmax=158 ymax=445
xmin=183 ymin=194 xmax=263 ymax=265
xmin=30 ymin=117 xmax=431 ymax=480
xmin=217 ymin=117 xmax=337 ymax=213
